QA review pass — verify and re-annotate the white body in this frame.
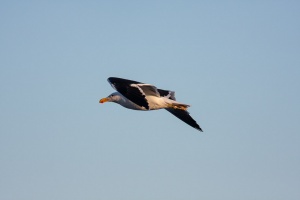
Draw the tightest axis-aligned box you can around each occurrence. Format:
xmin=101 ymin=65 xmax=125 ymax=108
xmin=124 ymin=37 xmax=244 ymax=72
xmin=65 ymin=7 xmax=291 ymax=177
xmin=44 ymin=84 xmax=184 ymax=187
xmin=109 ymin=92 xmax=188 ymax=111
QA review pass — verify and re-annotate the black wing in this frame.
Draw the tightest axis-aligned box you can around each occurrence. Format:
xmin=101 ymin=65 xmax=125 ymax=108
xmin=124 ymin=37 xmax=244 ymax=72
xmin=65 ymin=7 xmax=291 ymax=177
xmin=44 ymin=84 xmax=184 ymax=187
xmin=165 ymin=108 xmax=203 ymax=132
xmin=108 ymin=77 xmax=150 ymax=109
xmin=157 ymin=89 xmax=176 ymax=100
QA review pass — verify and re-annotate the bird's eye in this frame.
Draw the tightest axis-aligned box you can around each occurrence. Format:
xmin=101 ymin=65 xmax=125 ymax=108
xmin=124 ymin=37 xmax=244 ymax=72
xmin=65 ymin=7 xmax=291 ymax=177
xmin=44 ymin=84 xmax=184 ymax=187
xmin=110 ymin=94 xmax=114 ymax=97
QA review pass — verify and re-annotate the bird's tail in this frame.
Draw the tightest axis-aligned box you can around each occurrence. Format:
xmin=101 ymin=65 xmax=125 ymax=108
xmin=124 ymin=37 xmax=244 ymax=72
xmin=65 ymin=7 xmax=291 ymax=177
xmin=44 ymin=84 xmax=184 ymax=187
xmin=170 ymin=102 xmax=190 ymax=111
xmin=164 ymin=98 xmax=190 ymax=111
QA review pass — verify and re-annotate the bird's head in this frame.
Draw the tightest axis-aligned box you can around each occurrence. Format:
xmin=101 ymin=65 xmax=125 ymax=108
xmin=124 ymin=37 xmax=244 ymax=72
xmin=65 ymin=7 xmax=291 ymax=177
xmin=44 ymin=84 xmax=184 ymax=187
xmin=99 ymin=92 xmax=121 ymax=104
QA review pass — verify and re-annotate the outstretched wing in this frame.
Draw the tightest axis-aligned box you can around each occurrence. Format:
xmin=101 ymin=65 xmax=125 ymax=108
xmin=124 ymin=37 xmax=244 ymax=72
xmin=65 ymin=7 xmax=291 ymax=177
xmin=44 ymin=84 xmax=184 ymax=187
xmin=165 ymin=108 xmax=203 ymax=132
xmin=108 ymin=77 xmax=159 ymax=110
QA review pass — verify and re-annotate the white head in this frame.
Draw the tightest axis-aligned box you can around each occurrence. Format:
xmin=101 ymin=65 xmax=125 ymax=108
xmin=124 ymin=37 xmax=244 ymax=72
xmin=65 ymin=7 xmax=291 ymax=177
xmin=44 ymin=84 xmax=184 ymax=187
xmin=99 ymin=92 xmax=122 ymax=104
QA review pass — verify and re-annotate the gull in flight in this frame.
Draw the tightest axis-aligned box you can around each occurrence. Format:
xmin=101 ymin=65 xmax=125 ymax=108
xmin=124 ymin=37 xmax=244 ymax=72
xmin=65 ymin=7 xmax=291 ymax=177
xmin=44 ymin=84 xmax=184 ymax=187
xmin=99 ymin=77 xmax=203 ymax=132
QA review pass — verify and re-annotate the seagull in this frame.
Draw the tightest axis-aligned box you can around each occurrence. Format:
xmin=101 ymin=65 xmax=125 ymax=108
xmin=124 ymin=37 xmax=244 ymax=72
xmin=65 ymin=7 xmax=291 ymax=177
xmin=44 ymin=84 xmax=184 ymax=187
xmin=99 ymin=77 xmax=203 ymax=132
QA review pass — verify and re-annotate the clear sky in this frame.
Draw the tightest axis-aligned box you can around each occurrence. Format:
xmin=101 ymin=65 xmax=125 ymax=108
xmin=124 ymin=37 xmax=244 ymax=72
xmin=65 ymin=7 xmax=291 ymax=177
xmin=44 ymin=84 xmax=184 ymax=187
xmin=1 ymin=1 xmax=299 ymax=200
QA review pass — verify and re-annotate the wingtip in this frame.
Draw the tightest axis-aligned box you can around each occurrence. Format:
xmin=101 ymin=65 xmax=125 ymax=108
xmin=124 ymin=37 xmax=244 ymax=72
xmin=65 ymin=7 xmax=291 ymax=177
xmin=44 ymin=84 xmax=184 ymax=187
xmin=107 ymin=77 xmax=114 ymax=83
xmin=195 ymin=125 xmax=203 ymax=132
xmin=107 ymin=77 xmax=119 ymax=82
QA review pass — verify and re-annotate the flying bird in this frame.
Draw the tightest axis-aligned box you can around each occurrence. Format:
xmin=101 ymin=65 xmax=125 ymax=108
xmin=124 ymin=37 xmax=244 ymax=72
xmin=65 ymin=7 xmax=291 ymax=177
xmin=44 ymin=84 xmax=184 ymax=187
xmin=99 ymin=77 xmax=203 ymax=132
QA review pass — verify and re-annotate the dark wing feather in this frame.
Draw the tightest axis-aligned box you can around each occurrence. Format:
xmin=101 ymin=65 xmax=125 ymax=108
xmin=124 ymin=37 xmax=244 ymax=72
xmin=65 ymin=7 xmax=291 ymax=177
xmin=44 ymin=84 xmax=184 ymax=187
xmin=108 ymin=77 xmax=150 ymax=109
xmin=165 ymin=108 xmax=203 ymax=132
xmin=157 ymin=89 xmax=176 ymax=100
xmin=108 ymin=77 xmax=142 ymax=85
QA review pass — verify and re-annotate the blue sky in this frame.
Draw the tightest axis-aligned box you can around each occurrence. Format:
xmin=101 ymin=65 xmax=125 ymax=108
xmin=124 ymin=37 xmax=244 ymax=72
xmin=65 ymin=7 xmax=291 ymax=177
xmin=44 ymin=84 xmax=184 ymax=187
xmin=1 ymin=1 xmax=299 ymax=200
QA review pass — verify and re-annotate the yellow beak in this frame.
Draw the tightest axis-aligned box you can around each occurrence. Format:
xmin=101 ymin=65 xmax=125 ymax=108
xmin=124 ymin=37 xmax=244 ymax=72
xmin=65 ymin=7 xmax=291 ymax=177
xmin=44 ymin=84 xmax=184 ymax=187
xmin=99 ymin=97 xmax=109 ymax=103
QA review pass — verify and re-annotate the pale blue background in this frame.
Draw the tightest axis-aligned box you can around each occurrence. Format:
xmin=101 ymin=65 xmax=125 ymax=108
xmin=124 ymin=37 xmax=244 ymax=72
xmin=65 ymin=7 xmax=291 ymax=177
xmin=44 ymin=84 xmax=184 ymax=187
xmin=1 ymin=1 xmax=299 ymax=200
